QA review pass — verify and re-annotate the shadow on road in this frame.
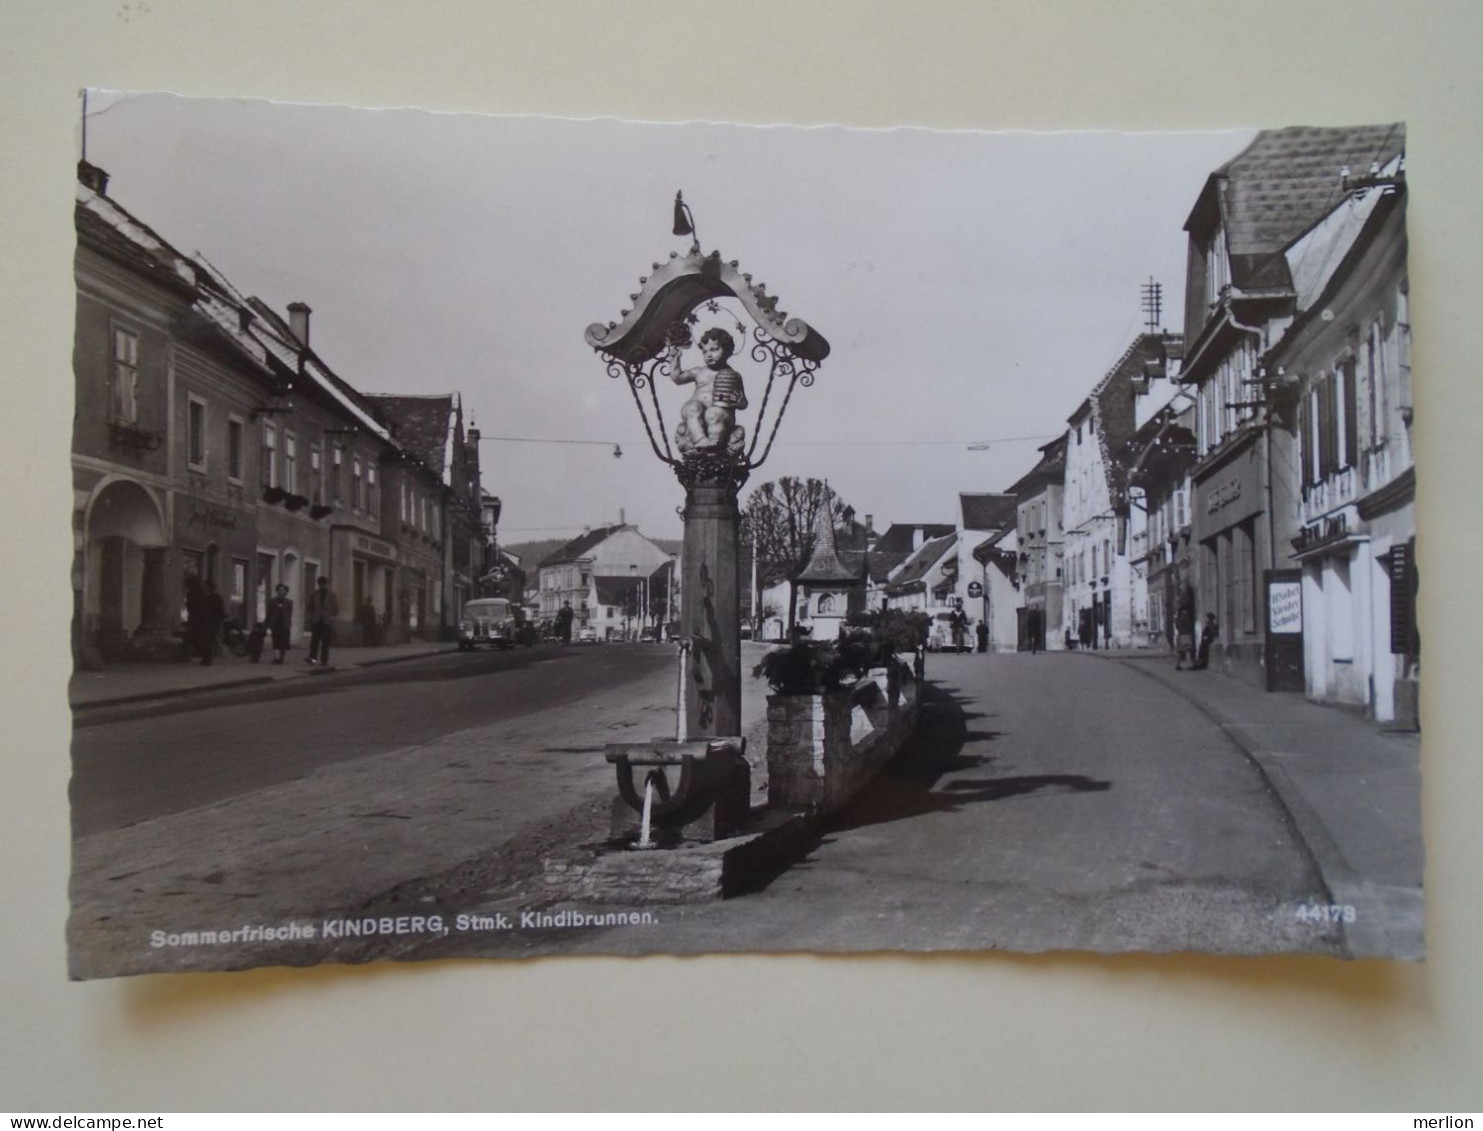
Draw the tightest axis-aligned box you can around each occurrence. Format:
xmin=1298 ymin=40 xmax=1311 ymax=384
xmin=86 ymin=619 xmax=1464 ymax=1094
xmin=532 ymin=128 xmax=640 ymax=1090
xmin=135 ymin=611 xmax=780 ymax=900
xmin=828 ymin=681 xmax=1110 ymax=832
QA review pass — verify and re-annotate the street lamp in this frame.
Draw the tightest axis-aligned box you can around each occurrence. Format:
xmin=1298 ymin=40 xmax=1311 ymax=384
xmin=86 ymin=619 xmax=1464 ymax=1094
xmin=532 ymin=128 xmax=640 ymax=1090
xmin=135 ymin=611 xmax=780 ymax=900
xmin=585 ymin=192 xmax=830 ymax=738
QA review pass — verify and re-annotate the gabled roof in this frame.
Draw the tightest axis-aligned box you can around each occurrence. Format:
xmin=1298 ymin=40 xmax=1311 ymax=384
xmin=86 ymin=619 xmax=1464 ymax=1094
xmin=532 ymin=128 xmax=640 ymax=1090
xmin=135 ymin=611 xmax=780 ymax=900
xmin=365 ymin=394 xmax=456 ymax=477
xmin=960 ymin=493 xmax=1016 ymax=532
xmin=1007 ymin=435 xmax=1068 ymax=498
xmin=1188 ymin=124 xmax=1405 ymax=290
xmin=75 ymin=183 xmax=198 ymax=297
xmin=539 ymin=524 xmax=629 ymax=567
xmin=864 ymin=550 xmax=911 ymax=585
xmin=886 ymin=534 xmax=957 ymax=592
xmin=872 ymin=523 xmax=956 ymax=554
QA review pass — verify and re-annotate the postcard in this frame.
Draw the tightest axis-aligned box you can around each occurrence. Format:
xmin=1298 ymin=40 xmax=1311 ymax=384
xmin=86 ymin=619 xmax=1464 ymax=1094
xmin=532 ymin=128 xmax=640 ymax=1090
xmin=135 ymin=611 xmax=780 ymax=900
xmin=68 ymin=93 xmax=1419 ymax=977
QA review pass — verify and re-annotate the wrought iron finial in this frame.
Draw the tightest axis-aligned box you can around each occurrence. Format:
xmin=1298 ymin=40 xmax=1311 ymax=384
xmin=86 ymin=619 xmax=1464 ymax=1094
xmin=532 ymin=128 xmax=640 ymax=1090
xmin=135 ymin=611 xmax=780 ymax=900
xmin=673 ymin=191 xmax=700 ymax=254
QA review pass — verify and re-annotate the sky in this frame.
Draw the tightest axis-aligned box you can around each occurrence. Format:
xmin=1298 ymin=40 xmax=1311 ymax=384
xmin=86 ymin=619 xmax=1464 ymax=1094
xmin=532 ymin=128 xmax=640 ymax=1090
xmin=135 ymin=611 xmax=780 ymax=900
xmin=83 ymin=92 xmax=1254 ymax=542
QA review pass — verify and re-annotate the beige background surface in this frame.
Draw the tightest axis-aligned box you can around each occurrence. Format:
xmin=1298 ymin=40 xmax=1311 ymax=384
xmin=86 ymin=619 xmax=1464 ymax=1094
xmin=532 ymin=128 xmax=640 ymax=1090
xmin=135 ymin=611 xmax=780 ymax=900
xmin=2 ymin=0 xmax=1480 ymax=1112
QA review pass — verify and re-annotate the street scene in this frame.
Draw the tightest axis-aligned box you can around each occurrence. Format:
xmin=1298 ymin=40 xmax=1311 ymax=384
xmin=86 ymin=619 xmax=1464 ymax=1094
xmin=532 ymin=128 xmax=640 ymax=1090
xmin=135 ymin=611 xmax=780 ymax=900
xmin=67 ymin=95 xmax=1421 ymax=977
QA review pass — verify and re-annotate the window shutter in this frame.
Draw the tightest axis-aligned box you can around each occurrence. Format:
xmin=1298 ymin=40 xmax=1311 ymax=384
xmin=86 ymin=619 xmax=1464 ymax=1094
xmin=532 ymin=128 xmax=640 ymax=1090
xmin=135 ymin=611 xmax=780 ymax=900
xmin=1299 ymin=391 xmax=1312 ymax=488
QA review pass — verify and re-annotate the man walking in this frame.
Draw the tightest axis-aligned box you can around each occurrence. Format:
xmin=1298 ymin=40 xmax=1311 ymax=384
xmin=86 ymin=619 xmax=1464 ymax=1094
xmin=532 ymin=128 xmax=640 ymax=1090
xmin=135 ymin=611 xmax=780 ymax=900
xmin=306 ymin=575 xmax=339 ymax=666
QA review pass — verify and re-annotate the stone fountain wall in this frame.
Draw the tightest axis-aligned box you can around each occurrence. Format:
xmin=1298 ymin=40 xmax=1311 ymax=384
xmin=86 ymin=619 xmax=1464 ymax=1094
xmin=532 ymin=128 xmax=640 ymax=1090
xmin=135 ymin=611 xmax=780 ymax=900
xmin=765 ymin=659 xmax=920 ymax=813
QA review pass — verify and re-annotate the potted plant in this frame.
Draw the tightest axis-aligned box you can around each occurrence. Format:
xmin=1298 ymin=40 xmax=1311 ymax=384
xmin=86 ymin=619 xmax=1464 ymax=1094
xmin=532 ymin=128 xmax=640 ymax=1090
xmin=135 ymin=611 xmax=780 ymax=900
xmin=284 ymin=493 xmax=310 ymax=512
xmin=262 ymin=485 xmax=287 ymax=505
xmin=310 ymin=503 xmax=333 ymax=520
xmin=753 ymin=639 xmax=875 ymax=695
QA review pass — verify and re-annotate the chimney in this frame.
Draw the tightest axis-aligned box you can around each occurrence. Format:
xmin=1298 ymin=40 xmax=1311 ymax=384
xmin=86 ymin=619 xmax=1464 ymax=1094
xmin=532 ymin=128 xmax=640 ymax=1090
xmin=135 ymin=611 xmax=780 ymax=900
xmin=619 ymin=508 xmax=626 ymax=526
xmin=77 ymin=160 xmax=109 ymax=196
xmin=865 ymin=514 xmax=877 ymax=550
xmin=914 ymin=526 xmax=925 ymax=550
xmin=287 ymin=302 xmax=312 ymax=349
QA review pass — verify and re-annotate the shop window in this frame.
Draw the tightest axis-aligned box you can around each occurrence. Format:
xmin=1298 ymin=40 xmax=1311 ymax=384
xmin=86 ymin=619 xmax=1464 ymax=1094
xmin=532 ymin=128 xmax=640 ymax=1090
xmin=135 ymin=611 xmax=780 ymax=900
xmin=231 ymin=559 xmax=249 ymax=625
xmin=1238 ymin=519 xmax=1257 ymax=635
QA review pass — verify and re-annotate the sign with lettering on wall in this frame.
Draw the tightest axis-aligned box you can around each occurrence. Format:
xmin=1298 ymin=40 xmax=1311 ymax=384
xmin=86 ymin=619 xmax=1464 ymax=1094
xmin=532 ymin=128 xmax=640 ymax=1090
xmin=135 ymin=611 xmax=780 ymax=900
xmin=1268 ymin=577 xmax=1303 ymax=635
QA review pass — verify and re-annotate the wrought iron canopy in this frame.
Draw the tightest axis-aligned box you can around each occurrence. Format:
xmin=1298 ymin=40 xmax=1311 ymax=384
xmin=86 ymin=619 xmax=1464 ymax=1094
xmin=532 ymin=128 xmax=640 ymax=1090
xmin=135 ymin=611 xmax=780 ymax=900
xmin=586 ymin=246 xmax=830 ymax=483
xmin=586 ymin=248 xmax=829 ymax=367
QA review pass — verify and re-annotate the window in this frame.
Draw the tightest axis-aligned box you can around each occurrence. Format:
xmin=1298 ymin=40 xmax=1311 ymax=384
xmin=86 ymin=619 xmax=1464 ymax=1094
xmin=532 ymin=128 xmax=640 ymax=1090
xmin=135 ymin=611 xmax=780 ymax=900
xmin=261 ymin=423 xmax=278 ymax=489
xmin=352 ymin=458 xmax=364 ymax=510
xmin=284 ymin=431 xmax=297 ymax=494
xmin=309 ymin=445 xmax=322 ymax=504
xmin=230 ymin=559 xmax=249 ymax=623
xmin=227 ymin=417 xmax=244 ymax=482
xmin=1337 ymin=357 xmax=1357 ymax=469
xmin=1238 ymin=519 xmax=1257 ymax=634
xmin=400 ymin=481 xmax=409 ymax=523
xmin=187 ymin=396 xmax=207 ymax=470
xmin=332 ymin=446 xmax=344 ymax=503
xmin=111 ymin=326 xmax=139 ymax=422
xmin=367 ymin=464 xmax=378 ymax=514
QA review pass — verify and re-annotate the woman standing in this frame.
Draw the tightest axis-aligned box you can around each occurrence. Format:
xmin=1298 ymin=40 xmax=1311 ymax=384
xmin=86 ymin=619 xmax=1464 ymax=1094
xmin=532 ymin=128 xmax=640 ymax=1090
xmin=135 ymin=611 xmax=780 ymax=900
xmin=265 ymin=583 xmax=294 ymax=664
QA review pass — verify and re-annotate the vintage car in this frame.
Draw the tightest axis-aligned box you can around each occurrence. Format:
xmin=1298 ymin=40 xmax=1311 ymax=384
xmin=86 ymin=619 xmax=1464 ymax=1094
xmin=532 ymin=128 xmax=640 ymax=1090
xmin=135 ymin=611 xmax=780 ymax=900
xmin=576 ymin=624 xmax=600 ymax=644
xmin=458 ymin=598 xmax=520 ymax=651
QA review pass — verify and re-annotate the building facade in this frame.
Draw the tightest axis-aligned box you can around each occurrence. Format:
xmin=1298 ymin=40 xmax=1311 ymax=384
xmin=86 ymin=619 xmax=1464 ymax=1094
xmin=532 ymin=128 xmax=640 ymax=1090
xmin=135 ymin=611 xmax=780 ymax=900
xmin=72 ymin=164 xmax=483 ymax=663
xmin=1265 ymin=165 xmax=1415 ymax=723
xmin=1008 ymin=438 xmax=1067 ymax=651
xmin=1179 ymin=125 xmax=1404 ymax=688
xmin=536 ymin=525 xmax=675 ymax=635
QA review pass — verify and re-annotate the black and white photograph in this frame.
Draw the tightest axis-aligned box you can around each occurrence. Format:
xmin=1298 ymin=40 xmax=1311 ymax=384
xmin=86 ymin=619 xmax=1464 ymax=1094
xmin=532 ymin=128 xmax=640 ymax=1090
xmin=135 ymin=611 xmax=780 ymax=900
xmin=67 ymin=92 xmax=1421 ymax=979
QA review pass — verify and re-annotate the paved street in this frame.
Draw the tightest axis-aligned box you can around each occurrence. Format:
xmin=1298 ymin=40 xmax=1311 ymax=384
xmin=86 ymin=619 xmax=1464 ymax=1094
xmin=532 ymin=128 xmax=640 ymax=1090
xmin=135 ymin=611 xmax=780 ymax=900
xmin=71 ymin=643 xmax=670 ymax=836
xmin=68 ymin=645 xmax=1421 ymax=976
xmin=524 ymin=651 xmax=1354 ymax=959
xmin=66 ymin=641 xmax=771 ymax=977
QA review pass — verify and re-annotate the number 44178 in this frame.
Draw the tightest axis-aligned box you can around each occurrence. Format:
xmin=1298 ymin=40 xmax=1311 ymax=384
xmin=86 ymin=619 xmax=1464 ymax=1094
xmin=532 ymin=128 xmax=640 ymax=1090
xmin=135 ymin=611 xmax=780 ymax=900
xmin=1295 ymin=903 xmax=1356 ymax=924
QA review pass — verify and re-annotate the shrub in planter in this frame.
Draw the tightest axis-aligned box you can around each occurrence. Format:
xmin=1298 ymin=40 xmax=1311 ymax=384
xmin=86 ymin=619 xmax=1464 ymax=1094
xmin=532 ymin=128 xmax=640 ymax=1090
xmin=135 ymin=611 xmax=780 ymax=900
xmin=753 ymin=639 xmax=875 ymax=695
xmin=262 ymin=485 xmax=287 ymax=504
xmin=309 ymin=504 xmax=333 ymax=520
xmin=284 ymin=493 xmax=310 ymax=512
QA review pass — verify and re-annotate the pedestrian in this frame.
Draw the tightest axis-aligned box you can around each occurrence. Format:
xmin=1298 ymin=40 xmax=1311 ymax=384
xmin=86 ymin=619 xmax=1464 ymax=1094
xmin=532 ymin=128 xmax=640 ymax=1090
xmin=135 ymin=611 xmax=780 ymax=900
xmin=1194 ymin=612 xmax=1219 ymax=671
xmin=198 ymin=579 xmax=227 ymax=666
xmin=555 ymin=601 xmax=574 ymax=644
xmin=976 ymin=619 xmax=988 ymax=654
xmin=305 ymin=575 xmax=339 ymax=666
xmin=1174 ymin=602 xmax=1195 ymax=671
xmin=182 ymin=574 xmax=206 ymax=663
xmin=265 ymin=583 xmax=294 ymax=664
xmin=951 ymin=606 xmax=968 ymax=653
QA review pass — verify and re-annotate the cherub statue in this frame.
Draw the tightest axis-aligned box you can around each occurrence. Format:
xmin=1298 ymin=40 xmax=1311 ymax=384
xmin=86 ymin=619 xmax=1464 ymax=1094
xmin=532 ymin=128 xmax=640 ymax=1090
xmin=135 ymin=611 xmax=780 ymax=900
xmin=672 ymin=327 xmax=748 ymax=457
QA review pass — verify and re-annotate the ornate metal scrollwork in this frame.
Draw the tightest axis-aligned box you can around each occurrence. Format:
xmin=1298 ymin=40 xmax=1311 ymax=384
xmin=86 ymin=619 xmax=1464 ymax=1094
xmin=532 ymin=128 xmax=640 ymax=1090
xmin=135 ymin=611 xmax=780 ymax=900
xmin=673 ymin=451 xmax=750 ymax=492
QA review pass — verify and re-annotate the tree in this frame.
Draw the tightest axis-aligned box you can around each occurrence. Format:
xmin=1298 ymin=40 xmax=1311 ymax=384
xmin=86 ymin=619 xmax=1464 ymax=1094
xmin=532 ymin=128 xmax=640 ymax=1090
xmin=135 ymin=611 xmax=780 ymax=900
xmin=741 ymin=476 xmax=853 ymax=587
